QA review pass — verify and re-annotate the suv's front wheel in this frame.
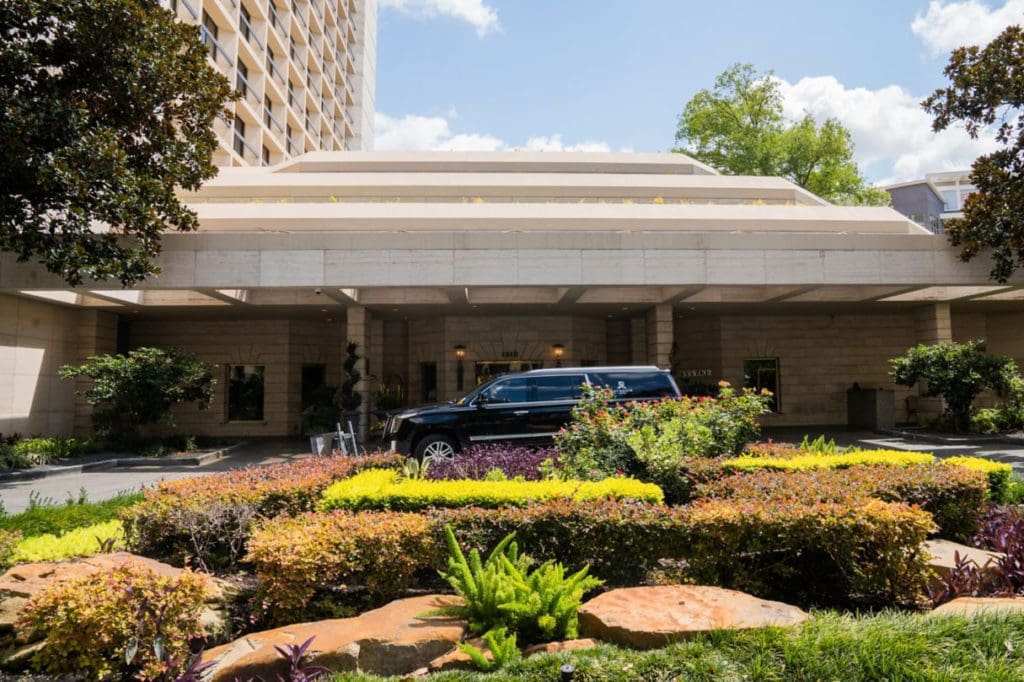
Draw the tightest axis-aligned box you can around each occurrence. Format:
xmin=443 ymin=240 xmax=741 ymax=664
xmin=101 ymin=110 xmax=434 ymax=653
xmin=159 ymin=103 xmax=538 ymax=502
xmin=414 ymin=434 xmax=458 ymax=461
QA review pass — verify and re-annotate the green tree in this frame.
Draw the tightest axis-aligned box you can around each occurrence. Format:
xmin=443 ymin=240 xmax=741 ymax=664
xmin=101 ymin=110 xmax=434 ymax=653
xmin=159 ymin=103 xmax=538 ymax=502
xmin=0 ymin=0 xmax=233 ymax=287
xmin=923 ymin=25 xmax=1024 ymax=282
xmin=59 ymin=347 xmax=216 ymax=434
xmin=675 ymin=64 xmax=888 ymax=205
xmin=890 ymin=340 xmax=1019 ymax=432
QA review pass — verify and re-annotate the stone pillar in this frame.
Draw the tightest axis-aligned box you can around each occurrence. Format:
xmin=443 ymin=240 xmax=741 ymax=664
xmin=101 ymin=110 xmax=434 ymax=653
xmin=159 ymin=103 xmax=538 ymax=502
xmin=913 ymin=303 xmax=952 ymax=422
xmin=630 ymin=318 xmax=647 ymax=365
xmin=645 ymin=304 xmax=673 ymax=369
xmin=73 ymin=310 xmax=118 ymax=436
xmin=346 ymin=306 xmax=371 ymax=439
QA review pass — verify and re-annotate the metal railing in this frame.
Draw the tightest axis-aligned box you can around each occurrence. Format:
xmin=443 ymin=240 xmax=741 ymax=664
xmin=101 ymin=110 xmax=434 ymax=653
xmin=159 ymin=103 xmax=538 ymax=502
xmin=233 ymin=129 xmax=259 ymax=161
xmin=239 ymin=15 xmax=265 ymax=51
xmin=264 ymin=108 xmax=285 ymax=133
xmin=200 ymin=27 xmax=233 ymax=67
xmin=291 ymin=0 xmax=308 ymax=29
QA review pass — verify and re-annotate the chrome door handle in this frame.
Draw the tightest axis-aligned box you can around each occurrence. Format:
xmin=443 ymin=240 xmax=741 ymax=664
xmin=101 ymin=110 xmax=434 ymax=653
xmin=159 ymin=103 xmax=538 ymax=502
xmin=513 ymin=410 xmax=528 ymax=416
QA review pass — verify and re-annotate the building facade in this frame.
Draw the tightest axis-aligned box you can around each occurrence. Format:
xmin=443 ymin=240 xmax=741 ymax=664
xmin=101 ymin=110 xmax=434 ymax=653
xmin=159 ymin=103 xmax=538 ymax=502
xmin=167 ymin=0 xmax=377 ymax=165
xmin=886 ymin=170 xmax=975 ymax=233
xmin=3 ymin=152 xmax=1023 ymax=437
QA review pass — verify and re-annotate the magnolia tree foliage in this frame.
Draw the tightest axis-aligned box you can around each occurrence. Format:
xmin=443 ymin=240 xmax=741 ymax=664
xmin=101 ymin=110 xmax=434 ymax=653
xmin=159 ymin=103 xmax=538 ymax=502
xmin=890 ymin=340 xmax=1020 ymax=432
xmin=674 ymin=63 xmax=889 ymax=206
xmin=923 ymin=25 xmax=1024 ymax=282
xmin=59 ymin=347 xmax=215 ymax=434
xmin=0 ymin=0 xmax=232 ymax=286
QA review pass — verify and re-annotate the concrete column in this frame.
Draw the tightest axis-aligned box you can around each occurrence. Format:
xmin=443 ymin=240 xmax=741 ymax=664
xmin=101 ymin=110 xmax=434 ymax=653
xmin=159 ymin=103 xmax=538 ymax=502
xmin=645 ymin=304 xmax=673 ymax=369
xmin=73 ymin=311 xmax=118 ymax=436
xmin=913 ymin=303 xmax=953 ymax=422
xmin=630 ymin=318 xmax=647 ymax=365
xmin=346 ymin=306 xmax=371 ymax=439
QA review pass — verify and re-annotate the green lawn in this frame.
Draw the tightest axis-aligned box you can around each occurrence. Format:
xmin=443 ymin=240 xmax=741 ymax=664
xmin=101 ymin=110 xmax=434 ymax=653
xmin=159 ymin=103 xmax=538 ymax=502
xmin=0 ymin=491 xmax=142 ymax=537
xmin=331 ymin=610 xmax=1024 ymax=681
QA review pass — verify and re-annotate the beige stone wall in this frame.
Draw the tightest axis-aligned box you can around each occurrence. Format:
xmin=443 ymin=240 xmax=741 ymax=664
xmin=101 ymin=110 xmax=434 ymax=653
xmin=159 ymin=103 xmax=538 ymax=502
xmin=0 ymin=294 xmax=85 ymax=436
xmin=704 ymin=313 xmax=919 ymax=426
xmin=130 ymin=319 xmax=346 ymax=437
xmin=673 ymin=316 xmax=722 ymax=391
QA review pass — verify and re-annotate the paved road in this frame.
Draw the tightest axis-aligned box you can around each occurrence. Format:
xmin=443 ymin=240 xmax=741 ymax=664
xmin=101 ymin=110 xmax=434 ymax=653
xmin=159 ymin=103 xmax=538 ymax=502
xmin=765 ymin=427 xmax=1024 ymax=473
xmin=0 ymin=438 xmax=313 ymax=513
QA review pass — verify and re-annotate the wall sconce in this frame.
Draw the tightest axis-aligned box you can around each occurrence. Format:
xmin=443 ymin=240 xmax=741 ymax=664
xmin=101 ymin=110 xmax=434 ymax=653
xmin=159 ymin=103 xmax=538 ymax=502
xmin=454 ymin=345 xmax=466 ymax=391
xmin=552 ymin=343 xmax=565 ymax=368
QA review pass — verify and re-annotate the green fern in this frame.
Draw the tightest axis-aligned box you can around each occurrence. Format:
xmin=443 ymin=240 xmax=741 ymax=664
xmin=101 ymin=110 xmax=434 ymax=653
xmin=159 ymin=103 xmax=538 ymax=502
xmin=435 ymin=525 xmax=603 ymax=642
xmin=458 ymin=627 xmax=521 ymax=671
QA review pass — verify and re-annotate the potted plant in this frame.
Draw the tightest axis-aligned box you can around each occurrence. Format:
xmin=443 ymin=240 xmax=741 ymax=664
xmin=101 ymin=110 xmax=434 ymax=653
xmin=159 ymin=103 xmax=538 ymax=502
xmin=301 ymin=385 xmax=340 ymax=455
xmin=336 ymin=341 xmax=363 ymax=436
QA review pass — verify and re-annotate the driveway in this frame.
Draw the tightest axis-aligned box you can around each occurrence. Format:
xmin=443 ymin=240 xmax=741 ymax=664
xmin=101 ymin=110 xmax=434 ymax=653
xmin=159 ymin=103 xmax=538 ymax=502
xmin=0 ymin=438 xmax=313 ymax=514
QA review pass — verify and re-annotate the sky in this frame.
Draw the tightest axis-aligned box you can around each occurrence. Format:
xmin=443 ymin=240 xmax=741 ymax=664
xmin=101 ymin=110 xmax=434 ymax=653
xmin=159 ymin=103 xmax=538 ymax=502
xmin=373 ymin=0 xmax=1024 ymax=185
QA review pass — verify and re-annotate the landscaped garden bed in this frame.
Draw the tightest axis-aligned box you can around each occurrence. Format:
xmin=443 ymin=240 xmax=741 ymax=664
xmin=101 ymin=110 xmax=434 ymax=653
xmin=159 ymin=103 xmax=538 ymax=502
xmin=3 ymin=382 xmax=1024 ymax=680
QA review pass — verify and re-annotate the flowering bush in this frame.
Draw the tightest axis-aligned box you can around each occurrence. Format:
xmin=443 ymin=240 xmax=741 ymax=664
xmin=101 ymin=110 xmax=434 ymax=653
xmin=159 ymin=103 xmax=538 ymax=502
xmin=698 ymin=463 xmax=988 ymax=542
xmin=19 ymin=563 xmax=209 ymax=680
xmin=554 ymin=383 xmax=770 ymax=499
xmin=0 ymin=529 xmax=20 ymax=570
xmin=121 ymin=452 xmax=404 ymax=569
xmin=425 ymin=444 xmax=556 ymax=480
xmin=318 ymin=468 xmax=664 ymax=512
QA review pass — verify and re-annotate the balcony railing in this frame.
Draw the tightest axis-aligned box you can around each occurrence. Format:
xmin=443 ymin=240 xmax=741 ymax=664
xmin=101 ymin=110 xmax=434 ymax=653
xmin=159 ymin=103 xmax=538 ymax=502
xmin=291 ymin=0 xmax=308 ymax=29
xmin=200 ymin=27 xmax=233 ymax=67
xmin=269 ymin=3 xmax=284 ymax=32
xmin=239 ymin=15 xmax=265 ymax=51
xmin=168 ymin=0 xmax=199 ymax=20
xmin=264 ymin=108 xmax=285 ymax=134
xmin=233 ymin=129 xmax=259 ymax=161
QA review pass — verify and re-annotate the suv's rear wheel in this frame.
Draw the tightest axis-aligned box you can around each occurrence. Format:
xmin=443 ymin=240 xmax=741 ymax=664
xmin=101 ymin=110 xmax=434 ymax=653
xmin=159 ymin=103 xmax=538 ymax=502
xmin=414 ymin=434 xmax=457 ymax=461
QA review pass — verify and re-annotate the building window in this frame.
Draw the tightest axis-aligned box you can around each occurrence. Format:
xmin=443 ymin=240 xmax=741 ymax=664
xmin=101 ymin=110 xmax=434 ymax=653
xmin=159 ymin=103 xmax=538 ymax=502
xmin=261 ymin=145 xmax=270 ymax=165
xmin=240 ymin=4 xmax=252 ymax=42
xmin=201 ymin=12 xmax=219 ymax=62
xmin=236 ymin=61 xmax=249 ymax=97
xmin=233 ymin=118 xmax=246 ymax=157
xmin=940 ymin=189 xmax=958 ymax=212
xmin=227 ymin=365 xmax=265 ymax=421
xmin=743 ymin=358 xmax=780 ymax=412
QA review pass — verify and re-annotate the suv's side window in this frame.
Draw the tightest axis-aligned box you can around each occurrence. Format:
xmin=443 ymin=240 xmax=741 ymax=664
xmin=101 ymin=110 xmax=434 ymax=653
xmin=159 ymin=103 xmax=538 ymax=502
xmin=588 ymin=372 xmax=675 ymax=399
xmin=482 ymin=377 xmax=529 ymax=403
xmin=532 ymin=374 xmax=586 ymax=402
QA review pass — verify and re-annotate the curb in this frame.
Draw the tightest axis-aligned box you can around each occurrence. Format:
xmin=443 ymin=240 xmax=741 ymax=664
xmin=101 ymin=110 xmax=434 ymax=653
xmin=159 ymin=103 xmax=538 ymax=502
xmin=0 ymin=442 xmax=245 ymax=483
xmin=875 ymin=428 xmax=1024 ymax=447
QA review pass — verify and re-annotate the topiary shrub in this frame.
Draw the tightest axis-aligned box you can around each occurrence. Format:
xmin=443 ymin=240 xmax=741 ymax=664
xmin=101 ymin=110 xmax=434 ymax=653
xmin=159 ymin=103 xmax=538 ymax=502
xmin=18 ymin=563 xmax=209 ymax=680
xmin=121 ymin=452 xmax=404 ymax=570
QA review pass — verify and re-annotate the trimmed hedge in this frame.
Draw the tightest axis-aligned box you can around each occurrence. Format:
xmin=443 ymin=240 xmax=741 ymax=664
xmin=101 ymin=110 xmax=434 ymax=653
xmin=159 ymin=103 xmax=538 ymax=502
xmin=318 ymin=469 xmax=664 ymax=512
xmin=247 ymin=497 xmax=934 ymax=613
xmin=121 ymin=452 xmax=404 ymax=569
xmin=943 ymin=456 xmax=1013 ymax=503
xmin=698 ymin=463 xmax=988 ymax=542
xmin=722 ymin=450 xmax=936 ymax=472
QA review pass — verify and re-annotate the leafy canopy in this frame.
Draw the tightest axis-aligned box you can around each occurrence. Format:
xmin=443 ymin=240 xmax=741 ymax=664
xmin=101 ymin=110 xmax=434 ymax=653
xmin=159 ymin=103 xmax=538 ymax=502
xmin=0 ymin=0 xmax=233 ymax=287
xmin=675 ymin=63 xmax=888 ymax=205
xmin=59 ymin=347 xmax=215 ymax=434
xmin=890 ymin=340 xmax=1020 ymax=432
xmin=923 ymin=25 xmax=1024 ymax=282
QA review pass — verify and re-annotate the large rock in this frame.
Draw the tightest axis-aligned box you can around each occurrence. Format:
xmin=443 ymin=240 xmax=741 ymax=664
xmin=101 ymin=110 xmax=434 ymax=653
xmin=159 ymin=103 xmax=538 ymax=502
xmin=523 ymin=638 xmax=599 ymax=658
xmin=0 ymin=552 xmax=231 ymax=658
xmin=201 ymin=594 xmax=466 ymax=680
xmin=931 ymin=597 xmax=1024 ymax=617
xmin=925 ymin=539 xmax=1005 ymax=589
xmin=578 ymin=585 xmax=809 ymax=649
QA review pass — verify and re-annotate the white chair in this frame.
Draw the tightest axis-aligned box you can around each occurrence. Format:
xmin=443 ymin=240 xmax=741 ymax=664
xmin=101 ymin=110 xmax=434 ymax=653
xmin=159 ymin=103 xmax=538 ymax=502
xmin=335 ymin=421 xmax=360 ymax=456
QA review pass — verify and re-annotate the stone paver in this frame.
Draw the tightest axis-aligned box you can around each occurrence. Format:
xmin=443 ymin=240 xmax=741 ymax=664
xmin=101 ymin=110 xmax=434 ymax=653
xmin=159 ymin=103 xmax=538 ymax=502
xmin=0 ymin=439 xmax=315 ymax=513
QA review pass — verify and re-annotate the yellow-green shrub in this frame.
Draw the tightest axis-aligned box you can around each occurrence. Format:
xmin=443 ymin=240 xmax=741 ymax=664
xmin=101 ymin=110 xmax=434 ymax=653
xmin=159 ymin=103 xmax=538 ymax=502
xmin=722 ymin=450 xmax=935 ymax=472
xmin=19 ymin=563 xmax=209 ymax=680
xmin=0 ymin=529 xmax=20 ymax=570
xmin=942 ymin=456 xmax=1013 ymax=502
xmin=12 ymin=520 xmax=123 ymax=564
xmin=318 ymin=469 xmax=664 ymax=512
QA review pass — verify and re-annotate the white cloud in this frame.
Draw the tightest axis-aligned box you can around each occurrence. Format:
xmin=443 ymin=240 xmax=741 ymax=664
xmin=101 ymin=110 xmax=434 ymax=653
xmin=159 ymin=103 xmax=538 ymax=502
xmin=775 ymin=75 xmax=998 ymax=184
xmin=375 ymin=112 xmax=626 ymax=153
xmin=379 ymin=0 xmax=500 ymax=37
xmin=911 ymin=0 xmax=1024 ymax=55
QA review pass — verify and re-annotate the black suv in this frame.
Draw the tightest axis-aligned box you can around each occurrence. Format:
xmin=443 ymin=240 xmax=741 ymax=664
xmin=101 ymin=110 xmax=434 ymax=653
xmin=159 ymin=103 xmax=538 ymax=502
xmin=382 ymin=366 xmax=681 ymax=460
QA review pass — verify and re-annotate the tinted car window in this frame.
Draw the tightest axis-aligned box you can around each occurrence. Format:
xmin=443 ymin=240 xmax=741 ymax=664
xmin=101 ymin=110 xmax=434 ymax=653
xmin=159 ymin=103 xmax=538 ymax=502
xmin=531 ymin=375 xmax=586 ymax=402
xmin=587 ymin=372 xmax=675 ymax=399
xmin=482 ymin=377 xmax=529 ymax=403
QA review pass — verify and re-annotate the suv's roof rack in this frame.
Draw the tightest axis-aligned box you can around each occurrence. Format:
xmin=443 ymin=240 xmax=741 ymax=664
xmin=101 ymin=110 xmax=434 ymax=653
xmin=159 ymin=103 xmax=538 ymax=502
xmin=526 ymin=365 xmax=663 ymax=375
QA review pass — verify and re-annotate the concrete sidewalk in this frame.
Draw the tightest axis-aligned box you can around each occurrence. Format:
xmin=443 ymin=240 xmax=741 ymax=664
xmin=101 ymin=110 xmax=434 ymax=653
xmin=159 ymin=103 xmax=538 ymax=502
xmin=0 ymin=438 xmax=313 ymax=513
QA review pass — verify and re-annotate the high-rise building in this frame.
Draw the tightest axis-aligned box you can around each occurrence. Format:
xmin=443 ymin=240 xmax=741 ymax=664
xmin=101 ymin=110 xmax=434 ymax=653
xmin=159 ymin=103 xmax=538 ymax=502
xmin=165 ymin=0 xmax=376 ymax=166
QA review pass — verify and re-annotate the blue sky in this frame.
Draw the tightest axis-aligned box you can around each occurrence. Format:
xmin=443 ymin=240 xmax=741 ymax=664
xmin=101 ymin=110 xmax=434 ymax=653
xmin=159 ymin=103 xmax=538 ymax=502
xmin=374 ymin=0 xmax=1024 ymax=184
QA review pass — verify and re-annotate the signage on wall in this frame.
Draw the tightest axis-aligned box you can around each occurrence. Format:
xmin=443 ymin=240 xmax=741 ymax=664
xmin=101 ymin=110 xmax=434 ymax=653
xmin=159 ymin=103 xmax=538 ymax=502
xmin=678 ymin=368 xmax=713 ymax=378
xmin=500 ymin=350 xmax=520 ymax=359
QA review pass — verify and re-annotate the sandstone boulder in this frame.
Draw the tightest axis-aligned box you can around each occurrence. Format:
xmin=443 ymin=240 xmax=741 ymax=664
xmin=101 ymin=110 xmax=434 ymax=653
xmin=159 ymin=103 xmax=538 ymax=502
xmin=0 ymin=552 xmax=231 ymax=660
xmin=523 ymin=638 xmax=599 ymax=658
xmin=201 ymin=594 xmax=466 ymax=680
xmin=579 ymin=585 xmax=809 ymax=649
xmin=925 ymin=539 xmax=1005 ymax=589
xmin=930 ymin=597 xmax=1024 ymax=617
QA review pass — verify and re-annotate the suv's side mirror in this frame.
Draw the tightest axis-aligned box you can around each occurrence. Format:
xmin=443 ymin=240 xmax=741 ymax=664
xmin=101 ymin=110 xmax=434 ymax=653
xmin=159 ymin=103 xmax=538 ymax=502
xmin=475 ymin=394 xmax=489 ymax=408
